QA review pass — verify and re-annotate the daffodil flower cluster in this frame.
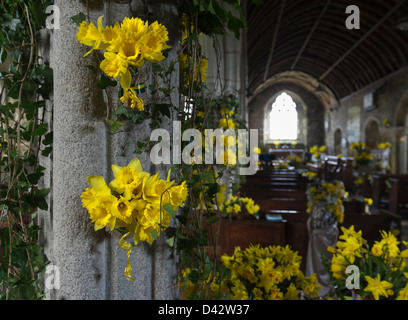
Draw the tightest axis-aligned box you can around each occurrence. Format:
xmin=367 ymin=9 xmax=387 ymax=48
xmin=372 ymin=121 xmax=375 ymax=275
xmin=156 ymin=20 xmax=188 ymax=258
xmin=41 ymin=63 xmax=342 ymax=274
xmin=309 ymin=145 xmax=327 ymax=160
xmin=377 ymin=142 xmax=391 ymax=149
xmin=179 ymin=13 xmax=208 ymax=91
xmin=327 ymin=225 xmax=408 ymax=300
xmin=221 ymin=245 xmax=321 ymax=300
xmin=306 ymin=180 xmax=346 ymax=224
xmin=178 ymin=268 xmax=230 ymax=300
xmin=76 ymin=16 xmax=171 ymax=111
xmin=81 ymin=158 xmax=188 ymax=280
xmin=286 ymin=155 xmax=303 ymax=168
xmin=219 ymin=196 xmax=260 ymax=219
xmin=350 ymin=142 xmax=374 ymax=165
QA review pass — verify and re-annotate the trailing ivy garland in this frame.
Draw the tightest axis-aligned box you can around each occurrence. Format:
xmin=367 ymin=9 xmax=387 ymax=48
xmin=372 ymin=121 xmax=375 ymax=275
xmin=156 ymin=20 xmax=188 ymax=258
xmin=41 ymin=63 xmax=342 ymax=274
xmin=0 ymin=0 xmax=53 ymax=300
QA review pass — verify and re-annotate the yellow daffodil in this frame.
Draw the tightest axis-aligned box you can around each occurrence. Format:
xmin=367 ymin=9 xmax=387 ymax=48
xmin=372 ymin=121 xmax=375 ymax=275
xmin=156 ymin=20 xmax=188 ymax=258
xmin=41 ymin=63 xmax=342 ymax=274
xmin=364 ymin=274 xmax=393 ymax=300
xmin=168 ymin=180 xmax=188 ymax=210
xmin=109 ymin=158 xmax=149 ymax=200
xmin=142 ymin=172 xmax=174 ymax=204
xmin=120 ymin=88 xmax=144 ymax=111
xmin=81 ymin=176 xmax=117 ymax=230
xmin=76 ymin=16 xmax=104 ymax=56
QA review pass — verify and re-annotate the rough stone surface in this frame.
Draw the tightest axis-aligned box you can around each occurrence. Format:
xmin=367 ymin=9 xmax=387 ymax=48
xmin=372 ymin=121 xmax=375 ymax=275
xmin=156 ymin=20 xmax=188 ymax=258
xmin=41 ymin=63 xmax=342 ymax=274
xmin=45 ymin=0 xmax=179 ymax=300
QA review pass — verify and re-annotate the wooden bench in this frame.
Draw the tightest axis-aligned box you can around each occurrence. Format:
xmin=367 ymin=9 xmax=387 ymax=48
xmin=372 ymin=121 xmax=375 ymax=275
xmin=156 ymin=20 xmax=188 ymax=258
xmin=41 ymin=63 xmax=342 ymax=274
xmin=388 ymin=176 xmax=408 ymax=216
xmin=323 ymin=156 xmax=355 ymax=190
xmin=368 ymin=174 xmax=408 ymax=210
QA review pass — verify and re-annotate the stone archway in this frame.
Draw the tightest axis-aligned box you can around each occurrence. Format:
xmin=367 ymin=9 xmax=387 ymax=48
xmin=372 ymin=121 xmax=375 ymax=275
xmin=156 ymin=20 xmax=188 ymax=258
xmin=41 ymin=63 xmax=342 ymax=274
xmin=263 ymin=90 xmax=307 ymax=146
xmin=364 ymin=119 xmax=381 ymax=149
xmin=249 ymin=82 xmax=325 ymax=148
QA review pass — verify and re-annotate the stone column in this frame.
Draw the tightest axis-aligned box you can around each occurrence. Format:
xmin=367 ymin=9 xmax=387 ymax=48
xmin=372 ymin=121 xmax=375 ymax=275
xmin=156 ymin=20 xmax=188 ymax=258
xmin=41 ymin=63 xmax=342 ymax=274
xmin=47 ymin=0 xmax=179 ymax=300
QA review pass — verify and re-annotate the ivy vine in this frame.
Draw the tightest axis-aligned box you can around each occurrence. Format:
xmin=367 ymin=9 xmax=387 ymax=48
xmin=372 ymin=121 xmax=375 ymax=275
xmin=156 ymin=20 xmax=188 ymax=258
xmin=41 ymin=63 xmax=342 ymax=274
xmin=0 ymin=0 xmax=53 ymax=300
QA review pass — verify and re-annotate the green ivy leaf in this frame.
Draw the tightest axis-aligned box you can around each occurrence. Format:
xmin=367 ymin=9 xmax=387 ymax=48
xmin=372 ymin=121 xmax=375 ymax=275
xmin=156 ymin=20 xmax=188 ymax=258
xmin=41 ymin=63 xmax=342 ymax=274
xmin=108 ymin=120 xmax=125 ymax=133
xmin=164 ymin=203 xmax=177 ymax=218
xmin=149 ymin=229 xmax=158 ymax=240
xmin=71 ymin=12 xmax=86 ymax=25
xmin=99 ymin=74 xmax=117 ymax=89
xmin=166 ymin=236 xmax=175 ymax=247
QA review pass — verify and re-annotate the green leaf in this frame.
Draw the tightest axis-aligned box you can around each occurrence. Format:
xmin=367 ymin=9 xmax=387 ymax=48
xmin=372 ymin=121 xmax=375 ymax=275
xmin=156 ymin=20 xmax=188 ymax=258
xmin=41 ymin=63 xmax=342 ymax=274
xmin=41 ymin=146 xmax=52 ymax=157
xmin=154 ymin=103 xmax=171 ymax=118
xmin=164 ymin=203 xmax=177 ymax=218
xmin=35 ymin=188 xmax=50 ymax=198
xmin=166 ymin=236 xmax=175 ymax=247
xmin=199 ymin=171 xmax=213 ymax=181
xmin=108 ymin=120 xmax=125 ymax=133
xmin=71 ymin=12 xmax=86 ymax=25
xmin=227 ymin=15 xmax=245 ymax=39
xmin=149 ymin=229 xmax=158 ymax=240
xmin=99 ymin=74 xmax=117 ymax=89
xmin=208 ymin=215 xmax=219 ymax=225
xmin=32 ymin=123 xmax=48 ymax=137
xmin=42 ymin=132 xmax=53 ymax=146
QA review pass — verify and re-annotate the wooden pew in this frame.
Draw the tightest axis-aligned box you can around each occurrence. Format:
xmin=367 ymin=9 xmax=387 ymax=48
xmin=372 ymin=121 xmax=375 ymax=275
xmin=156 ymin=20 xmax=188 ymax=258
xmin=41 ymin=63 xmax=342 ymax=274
xmin=388 ymin=176 xmax=408 ymax=216
xmin=370 ymin=174 xmax=408 ymax=210
xmin=323 ymin=156 xmax=354 ymax=190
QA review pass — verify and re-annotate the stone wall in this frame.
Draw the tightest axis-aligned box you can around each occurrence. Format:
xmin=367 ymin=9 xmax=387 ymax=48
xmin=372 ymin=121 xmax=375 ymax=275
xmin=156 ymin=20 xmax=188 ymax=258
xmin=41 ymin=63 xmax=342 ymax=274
xmin=40 ymin=0 xmax=179 ymax=300
xmin=327 ymin=67 xmax=408 ymax=173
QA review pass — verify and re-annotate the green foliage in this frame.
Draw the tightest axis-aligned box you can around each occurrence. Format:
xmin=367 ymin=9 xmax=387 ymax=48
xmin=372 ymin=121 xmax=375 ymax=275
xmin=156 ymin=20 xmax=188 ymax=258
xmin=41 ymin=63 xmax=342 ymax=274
xmin=0 ymin=0 xmax=53 ymax=300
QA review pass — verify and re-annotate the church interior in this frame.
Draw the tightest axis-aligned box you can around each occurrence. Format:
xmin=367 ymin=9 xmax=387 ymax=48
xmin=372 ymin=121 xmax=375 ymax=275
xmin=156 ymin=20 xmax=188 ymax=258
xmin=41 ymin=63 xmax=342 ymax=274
xmin=2 ymin=0 xmax=408 ymax=301
xmin=235 ymin=0 xmax=408 ymax=264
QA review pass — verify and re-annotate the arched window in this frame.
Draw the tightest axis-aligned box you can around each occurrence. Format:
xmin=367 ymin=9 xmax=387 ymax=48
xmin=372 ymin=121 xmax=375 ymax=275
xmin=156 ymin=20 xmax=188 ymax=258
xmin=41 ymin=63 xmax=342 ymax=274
xmin=267 ymin=92 xmax=298 ymax=140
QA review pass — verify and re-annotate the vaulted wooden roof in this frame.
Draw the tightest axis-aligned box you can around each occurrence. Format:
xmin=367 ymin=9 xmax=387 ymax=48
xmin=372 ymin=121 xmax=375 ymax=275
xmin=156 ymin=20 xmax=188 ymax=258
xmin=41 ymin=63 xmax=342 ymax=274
xmin=246 ymin=0 xmax=408 ymax=101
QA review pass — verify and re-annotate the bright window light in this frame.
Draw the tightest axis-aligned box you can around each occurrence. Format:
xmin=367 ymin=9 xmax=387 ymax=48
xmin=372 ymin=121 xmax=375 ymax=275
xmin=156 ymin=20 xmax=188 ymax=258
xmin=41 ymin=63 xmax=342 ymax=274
xmin=268 ymin=92 xmax=298 ymax=140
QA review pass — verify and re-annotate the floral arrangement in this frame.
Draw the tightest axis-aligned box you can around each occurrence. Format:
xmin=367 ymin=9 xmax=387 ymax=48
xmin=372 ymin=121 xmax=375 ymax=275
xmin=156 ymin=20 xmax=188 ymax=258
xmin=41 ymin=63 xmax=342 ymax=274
xmin=286 ymin=155 xmax=303 ymax=168
xmin=303 ymin=171 xmax=318 ymax=180
xmin=306 ymin=180 xmax=346 ymax=224
xmin=220 ymin=245 xmax=321 ymax=300
xmin=309 ymin=145 xmax=327 ymax=161
xmin=76 ymin=16 xmax=171 ymax=111
xmin=179 ymin=268 xmax=229 ymax=300
xmin=350 ymin=142 xmax=373 ymax=166
xmin=325 ymin=225 xmax=408 ymax=300
xmin=81 ymin=158 xmax=188 ymax=280
xmin=377 ymin=142 xmax=391 ymax=149
xmin=273 ymin=161 xmax=289 ymax=169
xmin=220 ymin=196 xmax=260 ymax=219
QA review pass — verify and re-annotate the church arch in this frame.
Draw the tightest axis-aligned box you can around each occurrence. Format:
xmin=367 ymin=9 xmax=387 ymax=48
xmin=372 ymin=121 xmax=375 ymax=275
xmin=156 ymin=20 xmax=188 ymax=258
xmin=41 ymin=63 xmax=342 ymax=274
xmin=249 ymin=82 xmax=325 ymax=148
xmin=364 ymin=118 xmax=381 ymax=149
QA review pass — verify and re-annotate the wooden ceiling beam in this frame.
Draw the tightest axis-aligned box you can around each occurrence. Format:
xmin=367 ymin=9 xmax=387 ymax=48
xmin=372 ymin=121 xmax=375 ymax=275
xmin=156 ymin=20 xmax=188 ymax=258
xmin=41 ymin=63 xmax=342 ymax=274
xmin=318 ymin=0 xmax=407 ymax=82
xmin=263 ymin=0 xmax=286 ymax=83
xmin=291 ymin=0 xmax=332 ymax=70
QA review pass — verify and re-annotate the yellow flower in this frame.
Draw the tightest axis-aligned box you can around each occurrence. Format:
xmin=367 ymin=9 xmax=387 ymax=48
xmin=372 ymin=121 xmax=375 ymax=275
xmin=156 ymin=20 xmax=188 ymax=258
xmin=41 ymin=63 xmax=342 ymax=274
xmin=88 ymin=194 xmax=116 ymax=231
xmin=218 ymin=118 xmax=236 ymax=129
xmin=219 ymin=149 xmax=237 ymax=166
xmin=109 ymin=158 xmax=149 ymax=200
xmin=284 ymin=283 xmax=300 ymax=300
xmin=76 ymin=17 xmax=104 ymax=56
xmin=111 ymin=196 xmax=134 ymax=224
xmin=120 ymin=88 xmax=144 ymax=111
xmin=371 ymin=243 xmax=383 ymax=257
xmin=142 ymin=172 xmax=174 ymax=204
xmin=143 ymin=21 xmax=172 ymax=62
xmin=168 ymin=180 xmax=189 ymax=210
xmin=396 ymin=284 xmax=408 ymax=300
xmin=81 ymin=175 xmax=117 ymax=230
xmin=179 ymin=52 xmax=208 ymax=87
xmin=100 ymin=52 xmax=129 ymax=79
xmin=364 ymin=274 xmax=393 ymax=300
